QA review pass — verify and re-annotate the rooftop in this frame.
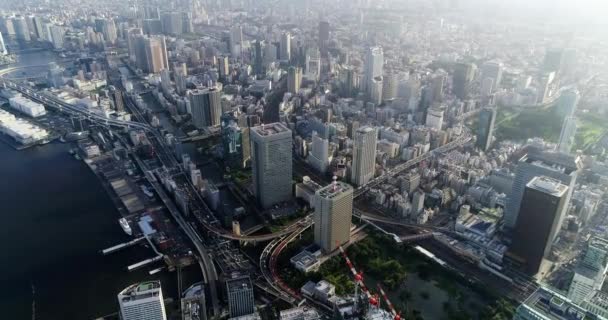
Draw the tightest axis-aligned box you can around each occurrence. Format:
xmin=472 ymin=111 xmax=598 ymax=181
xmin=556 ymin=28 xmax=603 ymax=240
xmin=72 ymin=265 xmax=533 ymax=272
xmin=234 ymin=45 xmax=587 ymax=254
xmin=517 ymin=286 xmax=605 ymax=320
xmin=251 ymin=122 xmax=290 ymax=136
xmin=317 ymin=181 xmax=353 ymax=199
xmin=527 ymin=176 xmax=568 ymax=197
xmin=119 ymin=281 xmax=162 ymax=303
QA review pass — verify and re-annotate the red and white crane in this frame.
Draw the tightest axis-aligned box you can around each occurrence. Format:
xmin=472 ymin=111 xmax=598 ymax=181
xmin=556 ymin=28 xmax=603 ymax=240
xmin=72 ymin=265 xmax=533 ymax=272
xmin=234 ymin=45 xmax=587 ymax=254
xmin=338 ymin=244 xmax=380 ymax=310
xmin=377 ymin=283 xmax=402 ymax=320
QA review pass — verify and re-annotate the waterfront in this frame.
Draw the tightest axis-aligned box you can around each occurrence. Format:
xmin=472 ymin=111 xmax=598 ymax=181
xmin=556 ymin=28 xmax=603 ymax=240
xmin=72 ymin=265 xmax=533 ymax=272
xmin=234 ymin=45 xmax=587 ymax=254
xmin=0 ymin=141 xmax=202 ymax=319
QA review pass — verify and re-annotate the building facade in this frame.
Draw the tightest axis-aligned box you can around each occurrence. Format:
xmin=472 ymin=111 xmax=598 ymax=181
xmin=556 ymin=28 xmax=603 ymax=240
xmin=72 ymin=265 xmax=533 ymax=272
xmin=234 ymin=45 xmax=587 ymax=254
xmin=118 ymin=281 xmax=167 ymax=320
xmin=313 ymin=180 xmax=353 ymax=253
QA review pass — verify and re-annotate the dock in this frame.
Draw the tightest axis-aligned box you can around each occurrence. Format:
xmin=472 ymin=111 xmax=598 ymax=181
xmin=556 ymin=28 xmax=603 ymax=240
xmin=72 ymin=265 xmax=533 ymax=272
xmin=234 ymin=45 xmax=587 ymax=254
xmin=102 ymin=236 xmax=145 ymax=255
xmin=128 ymin=255 xmax=163 ymax=271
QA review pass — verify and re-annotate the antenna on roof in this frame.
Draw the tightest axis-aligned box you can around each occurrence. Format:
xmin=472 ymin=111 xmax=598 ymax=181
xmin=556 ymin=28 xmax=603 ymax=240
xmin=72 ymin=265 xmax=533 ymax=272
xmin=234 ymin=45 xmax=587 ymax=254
xmin=332 ymin=175 xmax=338 ymax=191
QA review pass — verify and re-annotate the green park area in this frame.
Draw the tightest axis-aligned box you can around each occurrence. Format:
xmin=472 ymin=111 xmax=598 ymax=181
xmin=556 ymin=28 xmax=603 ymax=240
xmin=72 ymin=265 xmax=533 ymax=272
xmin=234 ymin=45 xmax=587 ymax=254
xmin=495 ymin=107 xmax=606 ymax=151
xmin=277 ymin=232 xmax=516 ymax=320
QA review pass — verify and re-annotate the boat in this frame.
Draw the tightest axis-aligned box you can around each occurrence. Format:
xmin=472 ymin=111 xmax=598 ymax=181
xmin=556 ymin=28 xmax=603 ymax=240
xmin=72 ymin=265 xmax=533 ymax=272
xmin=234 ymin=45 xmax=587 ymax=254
xmin=119 ymin=218 xmax=132 ymax=236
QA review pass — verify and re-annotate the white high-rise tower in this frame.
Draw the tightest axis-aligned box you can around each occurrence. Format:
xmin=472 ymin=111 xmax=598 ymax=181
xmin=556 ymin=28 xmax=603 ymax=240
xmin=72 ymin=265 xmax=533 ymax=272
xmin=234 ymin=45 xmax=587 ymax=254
xmin=118 ymin=281 xmax=167 ymax=320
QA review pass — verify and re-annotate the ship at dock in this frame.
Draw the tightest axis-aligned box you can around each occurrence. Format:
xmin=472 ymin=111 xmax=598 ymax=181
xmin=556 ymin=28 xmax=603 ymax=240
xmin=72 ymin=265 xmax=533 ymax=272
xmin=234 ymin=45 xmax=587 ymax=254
xmin=119 ymin=218 xmax=132 ymax=236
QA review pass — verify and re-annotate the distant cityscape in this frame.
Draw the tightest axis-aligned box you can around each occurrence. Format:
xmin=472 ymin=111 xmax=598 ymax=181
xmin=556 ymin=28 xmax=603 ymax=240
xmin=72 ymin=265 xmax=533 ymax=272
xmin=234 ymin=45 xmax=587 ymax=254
xmin=0 ymin=0 xmax=607 ymax=320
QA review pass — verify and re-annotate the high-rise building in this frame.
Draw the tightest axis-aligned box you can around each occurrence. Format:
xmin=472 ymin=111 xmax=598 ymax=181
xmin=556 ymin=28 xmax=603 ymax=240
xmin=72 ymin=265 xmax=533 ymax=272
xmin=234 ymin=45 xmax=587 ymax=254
xmin=226 ymin=275 xmax=255 ymax=318
xmin=480 ymin=61 xmax=503 ymax=92
xmin=218 ymin=56 xmax=230 ymax=81
xmin=109 ymin=86 xmax=125 ymax=112
xmin=250 ymin=123 xmax=293 ymax=209
xmin=369 ymin=76 xmax=383 ymax=106
xmin=313 ymin=180 xmax=353 ymax=253
xmin=542 ymin=48 xmax=564 ymax=74
xmin=351 ymin=126 xmax=377 ymax=186
xmin=160 ymin=11 xmax=183 ymax=35
xmin=477 ymin=107 xmax=496 ymax=151
xmin=127 ymin=28 xmax=143 ymax=62
xmin=221 ymin=112 xmax=244 ymax=169
xmin=509 ymin=176 xmax=569 ymax=275
xmin=253 ymin=40 xmax=265 ymax=76
xmin=95 ymin=18 xmax=117 ymax=44
xmin=288 ymin=66 xmax=302 ymax=94
xmin=305 ymin=49 xmax=321 ymax=81
xmin=557 ymin=88 xmax=580 ymax=118
xmin=134 ymin=35 xmax=169 ymax=73
xmin=0 ymin=31 xmax=7 ymax=55
xmin=318 ymin=20 xmax=329 ymax=54
xmin=189 ymin=88 xmax=221 ymax=128
xmin=452 ymin=62 xmax=476 ymax=100
xmin=12 ymin=15 xmax=30 ymax=41
xmin=280 ymin=32 xmax=291 ymax=61
xmin=557 ymin=116 xmax=577 ymax=154
xmin=230 ymin=26 xmax=243 ymax=58
xmin=382 ymin=72 xmax=398 ymax=102
xmin=143 ymin=19 xmax=163 ymax=35
xmin=308 ymin=131 xmax=329 ymax=173
xmin=118 ymin=281 xmax=167 ymax=320
xmin=425 ymin=107 xmax=444 ymax=130
xmin=568 ymin=236 xmax=608 ymax=304
xmin=48 ymin=25 xmax=66 ymax=49
xmin=364 ymin=46 xmax=384 ymax=94
xmin=505 ymin=150 xmax=580 ymax=229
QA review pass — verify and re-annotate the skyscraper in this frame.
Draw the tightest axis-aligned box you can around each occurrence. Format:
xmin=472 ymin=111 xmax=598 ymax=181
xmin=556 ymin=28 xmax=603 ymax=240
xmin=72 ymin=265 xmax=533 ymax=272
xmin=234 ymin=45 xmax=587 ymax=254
xmin=189 ymin=88 xmax=222 ymax=128
xmin=280 ymin=32 xmax=291 ymax=61
xmin=480 ymin=61 xmax=503 ymax=93
xmin=452 ymin=62 xmax=476 ymax=100
xmin=0 ymin=31 xmax=7 ymax=55
xmin=509 ymin=176 xmax=569 ymax=275
xmin=477 ymin=107 xmax=496 ymax=151
xmin=425 ymin=107 xmax=444 ymax=130
xmin=12 ymin=15 xmax=30 ymax=41
xmin=127 ymin=28 xmax=143 ymax=62
xmin=218 ymin=56 xmax=230 ymax=81
xmin=351 ymin=126 xmax=377 ymax=186
xmin=557 ymin=88 xmax=580 ymax=118
xmin=118 ymin=281 xmax=167 ymax=320
xmin=542 ymin=48 xmax=564 ymax=74
xmin=48 ymin=25 xmax=66 ymax=49
xmin=221 ymin=112 xmax=244 ymax=169
xmin=314 ymin=180 xmax=353 ymax=253
xmin=568 ymin=236 xmax=608 ymax=304
xmin=505 ymin=150 xmax=580 ymax=229
xmin=250 ymin=123 xmax=293 ymax=209
xmin=318 ymin=20 xmax=329 ymax=54
xmin=95 ymin=18 xmax=117 ymax=44
xmin=557 ymin=116 xmax=577 ymax=154
xmin=160 ymin=11 xmax=183 ymax=35
xmin=364 ymin=46 xmax=384 ymax=94
xmin=308 ymin=131 xmax=329 ymax=173
xmin=226 ymin=275 xmax=255 ymax=318
xmin=287 ymin=66 xmax=302 ymax=94
xmin=109 ymin=86 xmax=125 ymax=113
xmin=230 ymin=26 xmax=243 ymax=58
xmin=134 ymin=35 xmax=168 ymax=73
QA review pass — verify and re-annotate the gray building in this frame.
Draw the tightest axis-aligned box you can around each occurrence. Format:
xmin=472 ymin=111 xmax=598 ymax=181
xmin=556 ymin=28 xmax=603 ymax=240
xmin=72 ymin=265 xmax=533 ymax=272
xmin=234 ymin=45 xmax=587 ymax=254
xmin=476 ymin=107 xmax=496 ymax=151
xmin=505 ymin=150 xmax=580 ymax=229
xmin=226 ymin=275 xmax=255 ymax=318
xmin=251 ymin=123 xmax=293 ymax=209
xmin=351 ymin=126 xmax=377 ymax=186
xmin=118 ymin=281 xmax=167 ymax=320
xmin=189 ymin=88 xmax=221 ymax=128
xmin=313 ymin=180 xmax=353 ymax=253
xmin=509 ymin=176 xmax=568 ymax=275
xmin=452 ymin=62 xmax=476 ymax=100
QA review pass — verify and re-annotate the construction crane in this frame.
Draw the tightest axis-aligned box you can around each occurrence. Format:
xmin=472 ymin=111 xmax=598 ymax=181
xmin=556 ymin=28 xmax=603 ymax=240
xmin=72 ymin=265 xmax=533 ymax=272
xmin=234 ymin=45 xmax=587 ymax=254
xmin=377 ymin=283 xmax=402 ymax=320
xmin=338 ymin=244 xmax=380 ymax=310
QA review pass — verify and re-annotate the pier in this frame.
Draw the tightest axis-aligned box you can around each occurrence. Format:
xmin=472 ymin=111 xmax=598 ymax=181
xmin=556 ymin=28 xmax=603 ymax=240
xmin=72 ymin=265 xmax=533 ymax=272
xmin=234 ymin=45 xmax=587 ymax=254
xmin=101 ymin=236 xmax=145 ymax=255
xmin=127 ymin=255 xmax=164 ymax=271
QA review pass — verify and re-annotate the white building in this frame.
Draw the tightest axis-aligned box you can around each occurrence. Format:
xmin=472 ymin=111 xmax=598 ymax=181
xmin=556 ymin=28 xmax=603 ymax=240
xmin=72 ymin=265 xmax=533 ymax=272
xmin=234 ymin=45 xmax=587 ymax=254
xmin=425 ymin=108 xmax=444 ymax=130
xmin=364 ymin=46 xmax=384 ymax=94
xmin=8 ymin=95 xmax=46 ymax=117
xmin=308 ymin=131 xmax=329 ymax=173
xmin=118 ymin=281 xmax=167 ymax=320
xmin=313 ymin=180 xmax=353 ymax=253
xmin=351 ymin=126 xmax=378 ymax=186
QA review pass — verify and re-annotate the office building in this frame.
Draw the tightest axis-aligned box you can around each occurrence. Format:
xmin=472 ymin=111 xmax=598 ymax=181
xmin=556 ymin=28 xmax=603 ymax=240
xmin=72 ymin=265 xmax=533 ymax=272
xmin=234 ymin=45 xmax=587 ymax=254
xmin=134 ymin=35 xmax=169 ymax=73
xmin=557 ymin=88 xmax=580 ymax=118
xmin=109 ymin=86 xmax=125 ymax=112
xmin=226 ymin=275 xmax=255 ymax=318
xmin=12 ymin=15 xmax=30 ymax=41
xmin=351 ymin=126 xmax=377 ymax=186
xmin=189 ymin=88 xmax=221 ymax=128
xmin=505 ymin=150 xmax=580 ymax=229
xmin=305 ymin=49 xmax=321 ymax=81
xmin=514 ymin=286 xmax=603 ymax=320
xmin=364 ymin=46 xmax=384 ymax=94
xmin=582 ymin=291 xmax=608 ymax=319
xmin=369 ymin=76 xmax=383 ymax=105
xmin=568 ymin=236 xmax=608 ymax=304
xmin=480 ymin=61 xmax=503 ymax=92
xmin=509 ymin=176 xmax=569 ymax=275
xmin=253 ymin=40 xmax=265 ymax=76
xmin=314 ymin=180 xmax=353 ymax=253
xmin=127 ymin=28 xmax=143 ymax=62
xmin=251 ymin=123 xmax=293 ymax=209
xmin=425 ymin=107 xmax=444 ymax=130
xmin=118 ymin=281 xmax=167 ymax=320
xmin=557 ymin=116 xmax=577 ymax=154
xmin=95 ymin=18 xmax=117 ymax=44
xmin=218 ymin=56 xmax=230 ymax=81
xmin=318 ymin=20 xmax=329 ymax=54
xmin=287 ymin=66 xmax=302 ymax=94
xmin=160 ymin=11 xmax=183 ymax=35
xmin=0 ymin=31 xmax=7 ymax=55
xmin=221 ymin=113 xmax=244 ymax=169
xmin=280 ymin=32 xmax=291 ymax=61
xmin=477 ymin=107 xmax=496 ymax=151
xmin=453 ymin=62 xmax=476 ymax=100
xmin=230 ymin=26 xmax=243 ymax=58
xmin=48 ymin=25 xmax=65 ymax=49
xmin=143 ymin=19 xmax=163 ymax=35
xmin=542 ymin=48 xmax=564 ymax=74
xmin=308 ymin=131 xmax=329 ymax=174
